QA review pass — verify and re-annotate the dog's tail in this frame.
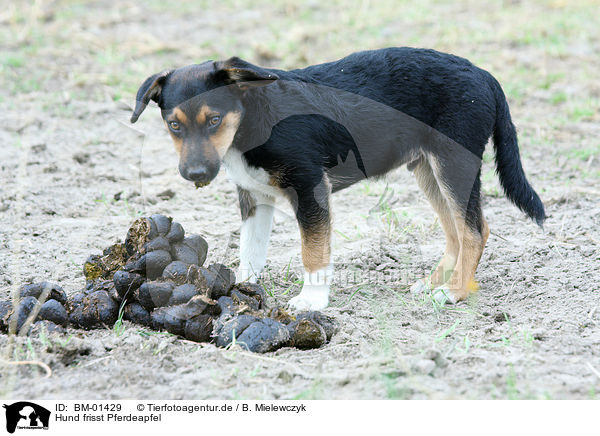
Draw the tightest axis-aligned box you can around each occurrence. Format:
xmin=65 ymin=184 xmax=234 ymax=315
xmin=490 ymin=77 xmax=545 ymax=227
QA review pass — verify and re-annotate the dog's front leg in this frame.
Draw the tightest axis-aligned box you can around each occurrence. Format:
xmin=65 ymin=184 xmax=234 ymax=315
xmin=288 ymin=178 xmax=333 ymax=311
xmin=237 ymin=187 xmax=274 ymax=283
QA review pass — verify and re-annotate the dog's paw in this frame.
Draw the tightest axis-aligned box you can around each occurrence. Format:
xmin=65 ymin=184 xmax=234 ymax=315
xmin=410 ymin=278 xmax=432 ymax=295
xmin=288 ymin=285 xmax=329 ymax=311
xmin=431 ymin=285 xmax=458 ymax=305
xmin=236 ymin=267 xmax=258 ymax=284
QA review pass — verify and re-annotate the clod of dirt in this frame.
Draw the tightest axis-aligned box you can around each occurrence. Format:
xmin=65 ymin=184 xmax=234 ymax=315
xmin=493 ymin=312 xmax=511 ymax=323
xmin=69 ymin=290 xmax=119 ymax=329
xmin=46 ymin=336 xmax=92 ymax=365
xmin=413 ymin=359 xmax=437 ymax=375
xmin=422 ymin=348 xmax=448 ymax=368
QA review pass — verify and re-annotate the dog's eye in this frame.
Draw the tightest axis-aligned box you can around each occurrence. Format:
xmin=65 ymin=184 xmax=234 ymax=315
xmin=208 ymin=115 xmax=221 ymax=127
xmin=169 ymin=121 xmax=180 ymax=131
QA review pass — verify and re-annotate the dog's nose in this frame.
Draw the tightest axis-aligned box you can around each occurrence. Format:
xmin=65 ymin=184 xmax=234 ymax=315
xmin=186 ymin=167 xmax=209 ymax=181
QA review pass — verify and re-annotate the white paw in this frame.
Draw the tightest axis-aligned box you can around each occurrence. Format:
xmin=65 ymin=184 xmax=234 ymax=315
xmin=410 ymin=278 xmax=431 ymax=295
xmin=288 ymin=285 xmax=330 ymax=311
xmin=431 ymin=285 xmax=457 ymax=305
xmin=236 ymin=267 xmax=259 ymax=284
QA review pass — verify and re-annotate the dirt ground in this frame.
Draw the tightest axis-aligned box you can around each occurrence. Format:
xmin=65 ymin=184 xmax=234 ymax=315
xmin=1 ymin=0 xmax=599 ymax=399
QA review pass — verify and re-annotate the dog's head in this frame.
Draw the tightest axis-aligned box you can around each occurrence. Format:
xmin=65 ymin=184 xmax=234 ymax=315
xmin=130 ymin=58 xmax=278 ymax=187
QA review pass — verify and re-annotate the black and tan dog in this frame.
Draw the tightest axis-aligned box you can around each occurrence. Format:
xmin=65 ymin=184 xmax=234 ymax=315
xmin=130 ymin=47 xmax=545 ymax=310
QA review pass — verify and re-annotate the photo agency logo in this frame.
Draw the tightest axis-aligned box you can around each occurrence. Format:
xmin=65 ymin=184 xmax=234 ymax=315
xmin=3 ymin=402 xmax=50 ymax=433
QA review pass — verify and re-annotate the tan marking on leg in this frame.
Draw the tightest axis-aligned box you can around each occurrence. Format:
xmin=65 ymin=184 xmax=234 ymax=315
xmin=300 ymin=174 xmax=331 ymax=273
xmin=300 ymin=221 xmax=331 ymax=272
xmin=413 ymin=158 xmax=459 ymax=287
xmin=481 ymin=216 xmax=490 ymax=247
xmin=209 ymin=111 xmax=241 ymax=158
xmin=442 ymin=210 xmax=485 ymax=300
xmin=426 ymin=154 xmax=485 ymax=301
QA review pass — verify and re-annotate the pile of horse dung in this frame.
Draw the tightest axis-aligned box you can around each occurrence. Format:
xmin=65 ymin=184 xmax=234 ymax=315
xmin=0 ymin=215 xmax=336 ymax=353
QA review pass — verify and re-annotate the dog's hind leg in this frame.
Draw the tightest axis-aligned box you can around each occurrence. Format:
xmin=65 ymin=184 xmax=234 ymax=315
xmin=237 ymin=187 xmax=275 ymax=283
xmin=427 ymin=154 xmax=488 ymax=304
xmin=411 ymin=156 xmax=460 ymax=293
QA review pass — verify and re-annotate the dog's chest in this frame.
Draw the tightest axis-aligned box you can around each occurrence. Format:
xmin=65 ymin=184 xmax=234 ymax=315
xmin=222 ymin=148 xmax=282 ymax=200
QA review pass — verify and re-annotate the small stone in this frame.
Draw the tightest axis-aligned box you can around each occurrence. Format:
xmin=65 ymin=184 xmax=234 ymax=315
xmin=413 ymin=359 xmax=436 ymax=375
xmin=157 ymin=189 xmax=176 ymax=201
xmin=532 ymin=328 xmax=547 ymax=341
xmin=494 ymin=312 xmax=511 ymax=323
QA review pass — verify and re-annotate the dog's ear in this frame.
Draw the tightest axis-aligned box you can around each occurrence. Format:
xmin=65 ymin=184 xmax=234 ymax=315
xmin=213 ymin=57 xmax=278 ymax=89
xmin=130 ymin=70 xmax=172 ymax=123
